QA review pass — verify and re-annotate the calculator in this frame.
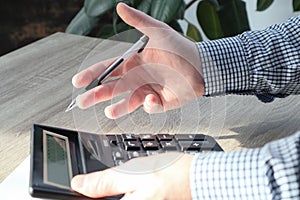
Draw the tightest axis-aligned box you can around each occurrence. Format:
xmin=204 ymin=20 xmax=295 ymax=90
xmin=29 ymin=124 xmax=223 ymax=199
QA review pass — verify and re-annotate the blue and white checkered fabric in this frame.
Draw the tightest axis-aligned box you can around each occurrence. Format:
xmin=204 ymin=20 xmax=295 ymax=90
xmin=192 ymin=16 xmax=300 ymax=199
xmin=191 ymin=132 xmax=300 ymax=199
xmin=198 ymin=16 xmax=300 ymax=102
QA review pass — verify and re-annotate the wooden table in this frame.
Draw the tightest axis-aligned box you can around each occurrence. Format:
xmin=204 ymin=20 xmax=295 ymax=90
xmin=1 ymin=32 xmax=300 ymax=183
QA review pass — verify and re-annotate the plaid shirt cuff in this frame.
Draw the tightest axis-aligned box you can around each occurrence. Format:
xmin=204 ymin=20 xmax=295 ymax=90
xmin=190 ymin=149 xmax=270 ymax=199
xmin=190 ymin=132 xmax=300 ymax=199
xmin=197 ymin=37 xmax=250 ymax=96
xmin=197 ymin=16 xmax=300 ymax=102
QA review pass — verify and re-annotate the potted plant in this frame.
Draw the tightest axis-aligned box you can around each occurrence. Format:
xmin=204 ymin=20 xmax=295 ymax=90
xmin=66 ymin=0 xmax=300 ymax=41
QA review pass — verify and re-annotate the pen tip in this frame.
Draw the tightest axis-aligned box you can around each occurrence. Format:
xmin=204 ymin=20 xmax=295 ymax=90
xmin=65 ymin=99 xmax=77 ymax=112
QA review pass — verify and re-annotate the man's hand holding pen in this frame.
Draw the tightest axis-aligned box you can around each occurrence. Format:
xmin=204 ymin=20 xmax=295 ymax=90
xmin=66 ymin=34 xmax=149 ymax=112
xmin=69 ymin=3 xmax=204 ymax=119
xmin=67 ymin=2 xmax=300 ymax=200
xmin=68 ymin=3 xmax=203 ymax=199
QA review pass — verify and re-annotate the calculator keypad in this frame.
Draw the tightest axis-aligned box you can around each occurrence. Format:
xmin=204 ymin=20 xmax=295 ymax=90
xmin=105 ymin=133 xmax=222 ymax=166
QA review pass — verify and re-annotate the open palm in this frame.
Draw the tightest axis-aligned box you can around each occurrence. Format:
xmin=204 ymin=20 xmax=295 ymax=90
xmin=72 ymin=3 xmax=204 ymax=119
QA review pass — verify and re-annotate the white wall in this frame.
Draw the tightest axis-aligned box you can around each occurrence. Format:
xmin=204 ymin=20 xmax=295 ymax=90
xmin=181 ymin=0 xmax=300 ymax=40
xmin=246 ymin=0 xmax=299 ymax=30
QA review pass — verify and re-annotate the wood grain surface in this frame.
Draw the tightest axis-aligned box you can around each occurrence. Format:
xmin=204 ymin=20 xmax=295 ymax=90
xmin=1 ymin=32 xmax=299 ymax=182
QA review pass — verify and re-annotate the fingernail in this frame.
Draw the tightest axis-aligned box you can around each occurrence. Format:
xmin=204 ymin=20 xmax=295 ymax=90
xmin=76 ymin=94 xmax=91 ymax=110
xmin=105 ymin=106 xmax=117 ymax=119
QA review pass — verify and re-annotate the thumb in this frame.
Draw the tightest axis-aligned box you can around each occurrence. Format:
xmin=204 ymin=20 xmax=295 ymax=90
xmin=71 ymin=169 xmax=135 ymax=198
xmin=116 ymin=3 xmax=170 ymax=35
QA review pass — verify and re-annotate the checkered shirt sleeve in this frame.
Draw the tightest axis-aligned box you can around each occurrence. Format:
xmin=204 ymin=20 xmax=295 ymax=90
xmin=197 ymin=16 xmax=300 ymax=102
xmin=191 ymin=132 xmax=300 ymax=199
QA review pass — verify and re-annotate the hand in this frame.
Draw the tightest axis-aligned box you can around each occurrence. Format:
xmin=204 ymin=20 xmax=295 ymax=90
xmin=72 ymin=3 xmax=204 ymax=119
xmin=71 ymin=153 xmax=194 ymax=200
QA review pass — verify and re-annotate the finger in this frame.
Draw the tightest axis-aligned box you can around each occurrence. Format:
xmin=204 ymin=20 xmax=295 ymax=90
xmin=143 ymin=93 xmax=164 ymax=114
xmin=72 ymin=57 xmax=123 ymax=88
xmin=76 ymin=79 xmax=128 ymax=109
xmin=71 ymin=169 xmax=136 ymax=198
xmin=105 ymin=95 xmax=141 ymax=119
xmin=105 ymin=88 xmax=151 ymax=119
xmin=116 ymin=3 xmax=170 ymax=36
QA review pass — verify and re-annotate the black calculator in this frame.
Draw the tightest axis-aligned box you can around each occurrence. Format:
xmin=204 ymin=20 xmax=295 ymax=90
xmin=29 ymin=124 xmax=223 ymax=200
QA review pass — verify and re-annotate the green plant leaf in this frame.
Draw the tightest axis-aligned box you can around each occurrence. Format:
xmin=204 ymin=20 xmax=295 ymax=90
xmin=112 ymin=10 xmax=119 ymax=34
xmin=169 ymin=20 xmax=184 ymax=33
xmin=151 ymin=0 xmax=185 ymax=23
xmin=293 ymin=0 xmax=300 ymax=11
xmin=96 ymin=22 xmax=132 ymax=39
xmin=96 ymin=24 xmax=115 ymax=38
xmin=256 ymin=0 xmax=274 ymax=11
xmin=84 ymin=0 xmax=115 ymax=18
xmin=176 ymin=1 xmax=186 ymax=20
xmin=132 ymin=0 xmax=143 ymax=7
xmin=217 ymin=0 xmax=250 ymax=37
xmin=196 ymin=0 xmax=223 ymax=40
xmin=66 ymin=8 xmax=99 ymax=35
xmin=186 ymin=22 xmax=203 ymax=42
xmin=207 ymin=0 xmax=220 ymax=8
xmin=137 ymin=0 xmax=153 ymax=14
xmin=116 ymin=22 xmax=133 ymax=33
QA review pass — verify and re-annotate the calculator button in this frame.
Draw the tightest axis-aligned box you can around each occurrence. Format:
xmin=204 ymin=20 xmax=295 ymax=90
xmin=142 ymin=141 xmax=159 ymax=150
xmin=193 ymin=134 xmax=206 ymax=141
xmin=157 ymin=134 xmax=173 ymax=141
xmin=146 ymin=150 xmax=163 ymax=156
xmin=128 ymin=151 xmax=147 ymax=159
xmin=139 ymin=134 xmax=157 ymax=141
xmin=124 ymin=141 xmax=141 ymax=151
xmin=106 ymin=135 xmax=118 ymax=145
xmin=199 ymin=143 xmax=215 ymax=150
xmin=122 ymin=134 xmax=138 ymax=141
xmin=115 ymin=160 xmax=126 ymax=166
xmin=175 ymin=134 xmax=206 ymax=141
xmin=178 ymin=141 xmax=208 ymax=151
xmin=113 ymin=149 xmax=127 ymax=160
xmin=160 ymin=141 xmax=177 ymax=151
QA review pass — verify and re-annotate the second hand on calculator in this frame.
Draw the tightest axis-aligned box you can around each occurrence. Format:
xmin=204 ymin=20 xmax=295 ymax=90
xmin=65 ymin=35 xmax=149 ymax=112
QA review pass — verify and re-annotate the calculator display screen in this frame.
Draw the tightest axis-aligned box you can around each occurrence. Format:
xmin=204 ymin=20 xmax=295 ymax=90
xmin=43 ymin=131 xmax=73 ymax=189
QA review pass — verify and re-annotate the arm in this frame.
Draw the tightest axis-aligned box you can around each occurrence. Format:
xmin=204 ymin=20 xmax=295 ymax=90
xmin=192 ymin=18 xmax=300 ymax=199
xmin=200 ymin=16 xmax=300 ymax=102
xmin=191 ymin=131 xmax=300 ymax=199
xmin=71 ymin=132 xmax=300 ymax=200
xmin=70 ymin=3 xmax=300 ymax=199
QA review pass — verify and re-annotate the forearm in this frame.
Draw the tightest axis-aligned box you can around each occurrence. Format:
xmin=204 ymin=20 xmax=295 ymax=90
xmin=190 ymin=132 xmax=300 ymax=199
xmin=198 ymin=16 xmax=300 ymax=102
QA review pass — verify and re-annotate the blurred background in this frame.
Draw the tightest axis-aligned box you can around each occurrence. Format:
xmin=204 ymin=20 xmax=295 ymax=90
xmin=182 ymin=0 xmax=300 ymax=41
xmin=0 ymin=0 xmax=83 ymax=56
xmin=0 ymin=0 xmax=299 ymax=56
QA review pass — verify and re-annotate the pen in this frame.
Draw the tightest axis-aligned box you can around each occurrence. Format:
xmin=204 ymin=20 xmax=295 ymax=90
xmin=65 ymin=34 xmax=149 ymax=112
